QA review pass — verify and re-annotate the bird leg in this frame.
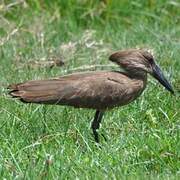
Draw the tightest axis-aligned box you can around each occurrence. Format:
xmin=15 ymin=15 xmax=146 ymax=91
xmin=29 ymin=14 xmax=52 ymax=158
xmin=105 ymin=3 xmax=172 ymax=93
xmin=91 ymin=110 xmax=105 ymax=143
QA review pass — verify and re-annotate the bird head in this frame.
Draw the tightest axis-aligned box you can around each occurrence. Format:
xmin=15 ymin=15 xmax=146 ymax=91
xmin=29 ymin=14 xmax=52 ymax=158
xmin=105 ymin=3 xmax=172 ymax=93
xmin=109 ymin=49 xmax=174 ymax=94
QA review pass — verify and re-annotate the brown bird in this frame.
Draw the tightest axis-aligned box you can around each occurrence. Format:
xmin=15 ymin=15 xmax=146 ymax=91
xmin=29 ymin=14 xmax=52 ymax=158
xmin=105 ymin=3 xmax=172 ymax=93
xmin=8 ymin=49 xmax=174 ymax=143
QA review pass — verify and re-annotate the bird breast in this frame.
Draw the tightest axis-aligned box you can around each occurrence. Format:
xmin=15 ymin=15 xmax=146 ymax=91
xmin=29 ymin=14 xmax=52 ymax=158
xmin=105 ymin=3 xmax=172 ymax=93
xmin=63 ymin=71 xmax=147 ymax=110
xmin=99 ymin=75 xmax=146 ymax=109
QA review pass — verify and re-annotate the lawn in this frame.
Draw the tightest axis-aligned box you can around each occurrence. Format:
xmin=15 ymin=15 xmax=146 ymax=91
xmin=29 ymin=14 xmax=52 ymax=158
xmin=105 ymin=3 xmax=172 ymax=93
xmin=0 ymin=0 xmax=179 ymax=179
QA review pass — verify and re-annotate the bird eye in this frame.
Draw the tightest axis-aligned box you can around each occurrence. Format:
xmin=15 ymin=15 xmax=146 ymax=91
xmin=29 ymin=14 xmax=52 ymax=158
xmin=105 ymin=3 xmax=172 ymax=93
xmin=142 ymin=51 xmax=154 ymax=63
xmin=148 ymin=57 xmax=154 ymax=65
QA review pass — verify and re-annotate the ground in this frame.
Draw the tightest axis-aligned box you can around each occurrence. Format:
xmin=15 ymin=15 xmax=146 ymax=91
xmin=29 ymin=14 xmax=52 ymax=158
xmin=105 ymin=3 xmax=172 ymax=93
xmin=0 ymin=0 xmax=179 ymax=179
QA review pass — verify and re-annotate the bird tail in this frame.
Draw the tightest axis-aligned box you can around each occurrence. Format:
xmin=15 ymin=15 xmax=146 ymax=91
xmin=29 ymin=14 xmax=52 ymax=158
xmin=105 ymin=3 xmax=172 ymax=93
xmin=7 ymin=80 xmax=63 ymax=104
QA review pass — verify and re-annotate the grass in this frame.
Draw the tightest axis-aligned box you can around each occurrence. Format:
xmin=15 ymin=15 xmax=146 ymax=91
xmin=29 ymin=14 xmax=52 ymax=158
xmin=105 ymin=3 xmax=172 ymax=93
xmin=0 ymin=0 xmax=180 ymax=179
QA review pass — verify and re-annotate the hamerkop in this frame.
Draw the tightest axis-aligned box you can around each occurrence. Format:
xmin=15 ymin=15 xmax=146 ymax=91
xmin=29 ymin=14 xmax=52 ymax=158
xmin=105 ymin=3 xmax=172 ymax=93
xmin=8 ymin=49 xmax=174 ymax=143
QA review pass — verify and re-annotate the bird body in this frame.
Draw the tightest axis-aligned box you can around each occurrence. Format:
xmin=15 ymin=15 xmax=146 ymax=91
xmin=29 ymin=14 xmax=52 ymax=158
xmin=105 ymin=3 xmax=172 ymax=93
xmin=8 ymin=49 xmax=174 ymax=142
xmin=9 ymin=71 xmax=146 ymax=110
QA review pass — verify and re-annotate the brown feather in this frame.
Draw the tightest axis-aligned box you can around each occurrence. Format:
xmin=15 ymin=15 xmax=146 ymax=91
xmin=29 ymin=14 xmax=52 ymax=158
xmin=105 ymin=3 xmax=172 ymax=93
xmin=8 ymin=71 xmax=146 ymax=110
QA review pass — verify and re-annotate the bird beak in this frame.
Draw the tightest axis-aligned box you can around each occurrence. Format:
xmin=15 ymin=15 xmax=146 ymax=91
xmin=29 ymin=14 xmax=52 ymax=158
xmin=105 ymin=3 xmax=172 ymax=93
xmin=152 ymin=63 xmax=174 ymax=94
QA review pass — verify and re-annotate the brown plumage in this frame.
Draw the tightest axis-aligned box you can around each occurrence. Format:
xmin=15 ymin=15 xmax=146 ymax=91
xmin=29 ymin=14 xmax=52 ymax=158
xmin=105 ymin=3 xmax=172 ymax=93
xmin=8 ymin=49 xmax=174 ymax=143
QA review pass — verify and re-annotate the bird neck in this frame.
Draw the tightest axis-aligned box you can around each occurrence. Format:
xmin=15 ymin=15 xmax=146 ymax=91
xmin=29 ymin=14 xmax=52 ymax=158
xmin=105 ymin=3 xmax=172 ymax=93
xmin=126 ymin=70 xmax=148 ymax=96
xmin=126 ymin=70 xmax=147 ymax=81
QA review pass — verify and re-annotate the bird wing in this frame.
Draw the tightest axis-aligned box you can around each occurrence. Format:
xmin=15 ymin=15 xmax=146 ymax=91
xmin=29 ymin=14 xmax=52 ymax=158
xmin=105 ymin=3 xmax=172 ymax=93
xmin=8 ymin=71 xmax=139 ymax=109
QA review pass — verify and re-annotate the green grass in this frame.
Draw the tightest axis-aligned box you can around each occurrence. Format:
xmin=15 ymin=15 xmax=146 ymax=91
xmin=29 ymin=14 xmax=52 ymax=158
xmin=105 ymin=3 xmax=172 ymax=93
xmin=0 ymin=0 xmax=180 ymax=179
